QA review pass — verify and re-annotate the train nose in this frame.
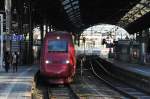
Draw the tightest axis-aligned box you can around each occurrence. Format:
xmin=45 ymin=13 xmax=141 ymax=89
xmin=44 ymin=63 xmax=72 ymax=78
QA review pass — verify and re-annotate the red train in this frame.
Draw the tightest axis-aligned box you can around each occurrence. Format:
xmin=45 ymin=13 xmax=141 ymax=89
xmin=40 ymin=31 xmax=76 ymax=84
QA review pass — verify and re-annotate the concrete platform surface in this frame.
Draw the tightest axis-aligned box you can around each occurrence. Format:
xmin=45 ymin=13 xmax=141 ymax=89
xmin=0 ymin=65 xmax=38 ymax=99
xmin=104 ymin=58 xmax=150 ymax=78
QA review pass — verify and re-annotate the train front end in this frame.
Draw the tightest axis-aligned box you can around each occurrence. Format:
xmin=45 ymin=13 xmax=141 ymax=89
xmin=40 ymin=33 xmax=76 ymax=84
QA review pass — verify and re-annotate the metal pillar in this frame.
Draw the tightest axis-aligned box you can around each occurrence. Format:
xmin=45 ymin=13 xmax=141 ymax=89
xmin=140 ymin=30 xmax=146 ymax=64
xmin=147 ymin=28 xmax=150 ymax=53
xmin=145 ymin=29 xmax=149 ymax=52
xmin=0 ymin=14 xmax=3 ymax=69
xmin=50 ymin=25 xmax=52 ymax=32
xmin=40 ymin=24 xmax=44 ymax=45
xmin=28 ymin=2 xmax=33 ymax=64
xmin=141 ymin=42 xmax=146 ymax=64
xmin=78 ymin=35 xmax=80 ymax=46
xmin=5 ymin=0 xmax=11 ymax=51
xmin=46 ymin=23 xmax=48 ymax=33
xmin=19 ymin=16 xmax=23 ymax=53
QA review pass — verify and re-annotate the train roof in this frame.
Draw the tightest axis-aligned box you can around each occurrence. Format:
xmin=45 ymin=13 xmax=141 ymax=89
xmin=45 ymin=31 xmax=73 ymax=40
xmin=47 ymin=31 xmax=71 ymax=35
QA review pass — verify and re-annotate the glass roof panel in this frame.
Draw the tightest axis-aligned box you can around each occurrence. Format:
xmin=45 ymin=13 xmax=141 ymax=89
xmin=72 ymin=1 xmax=79 ymax=5
xmin=66 ymin=8 xmax=73 ymax=13
xmin=64 ymin=3 xmax=71 ymax=10
xmin=118 ymin=0 xmax=150 ymax=27
xmin=62 ymin=0 xmax=70 ymax=5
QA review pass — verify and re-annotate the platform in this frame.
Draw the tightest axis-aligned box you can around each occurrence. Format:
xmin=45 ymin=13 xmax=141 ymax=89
xmin=0 ymin=65 xmax=38 ymax=99
xmin=104 ymin=58 xmax=150 ymax=78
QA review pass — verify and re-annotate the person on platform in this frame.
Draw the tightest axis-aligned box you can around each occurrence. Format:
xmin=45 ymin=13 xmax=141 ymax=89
xmin=9 ymin=52 xmax=13 ymax=71
xmin=12 ymin=52 xmax=18 ymax=72
xmin=4 ymin=51 xmax=10 ymax=72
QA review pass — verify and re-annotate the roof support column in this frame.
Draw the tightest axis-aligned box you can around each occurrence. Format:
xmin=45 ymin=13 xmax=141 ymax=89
xmin=143 ymin=29 xmax=150 ymax=63
xmin=140 ymin=30 xmax=148 ymax=64
xmin=5 ymin=0 xmax=11 ymax=51
xmin=141 ymin=42 xmax=146 ymax=64
xmin=147 ymin=29 xmax=150 ymax=53
xmin=28 ymin=1 xmax=33 ymax=64
xmin=46 ymin=23 xmax=48 ymax=33
xmin=0 ymin=14 xmax=3 ymax=70
xmin=40 ymin=24 xmax=44 ymax=45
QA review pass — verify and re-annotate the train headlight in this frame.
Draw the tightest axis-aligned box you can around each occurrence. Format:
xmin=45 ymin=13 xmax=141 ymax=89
xmin=56 ymin=36 xmax=60 ymax=39
xmin=65 ymin=60 xmax=70 ymax=64
xmin=45 ymin=60 xmax=50 ymax=64
xmin=62 ymin=60 xmax=70 ymax=64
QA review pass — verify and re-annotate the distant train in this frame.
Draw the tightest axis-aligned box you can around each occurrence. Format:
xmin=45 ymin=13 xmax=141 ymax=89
xmin=40 ymin=31 xmax=76 ymax=84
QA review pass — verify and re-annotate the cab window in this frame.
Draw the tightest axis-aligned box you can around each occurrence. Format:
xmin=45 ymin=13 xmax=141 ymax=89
xmin=48 ymin=40 xmax=68 ymax=52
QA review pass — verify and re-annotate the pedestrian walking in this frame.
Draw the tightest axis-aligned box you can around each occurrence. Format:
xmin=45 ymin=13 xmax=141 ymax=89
xmin=9 ymin=52 xmax=13 ymax=71
xmin=12 ymin=52 xmax=18 ymax=72
xmin=4 ymin=51 xmax=10 ymax=72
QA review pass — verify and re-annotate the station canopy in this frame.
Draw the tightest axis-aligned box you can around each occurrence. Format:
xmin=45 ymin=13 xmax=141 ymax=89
xmin=0 ymin=0 xmax=150 ymax=34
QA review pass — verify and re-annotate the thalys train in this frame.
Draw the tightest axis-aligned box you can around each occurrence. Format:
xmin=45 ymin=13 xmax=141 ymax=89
xmin=40 ymin=31 xmax=76 ymax=84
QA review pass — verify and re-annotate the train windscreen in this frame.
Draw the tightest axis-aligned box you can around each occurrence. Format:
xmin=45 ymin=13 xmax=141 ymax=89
xmin=48 ymin=40 xmax=68 ymax=52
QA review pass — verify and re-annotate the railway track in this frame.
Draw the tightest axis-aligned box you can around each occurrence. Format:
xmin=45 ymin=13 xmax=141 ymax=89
xmin=86 ymin=56 xmax=150 ymax=99
xmin=42 ymin=84 xmax=79 ymax=99
xmin=32 ymin=55 xmax=150 ymax=99
xmin=32 ymin=68 xmax=123 ymax=99
xmin=32 ymin=72 xmax=80 ymax=99
xmin=74 ymin=70 xmax=123 ymax=99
